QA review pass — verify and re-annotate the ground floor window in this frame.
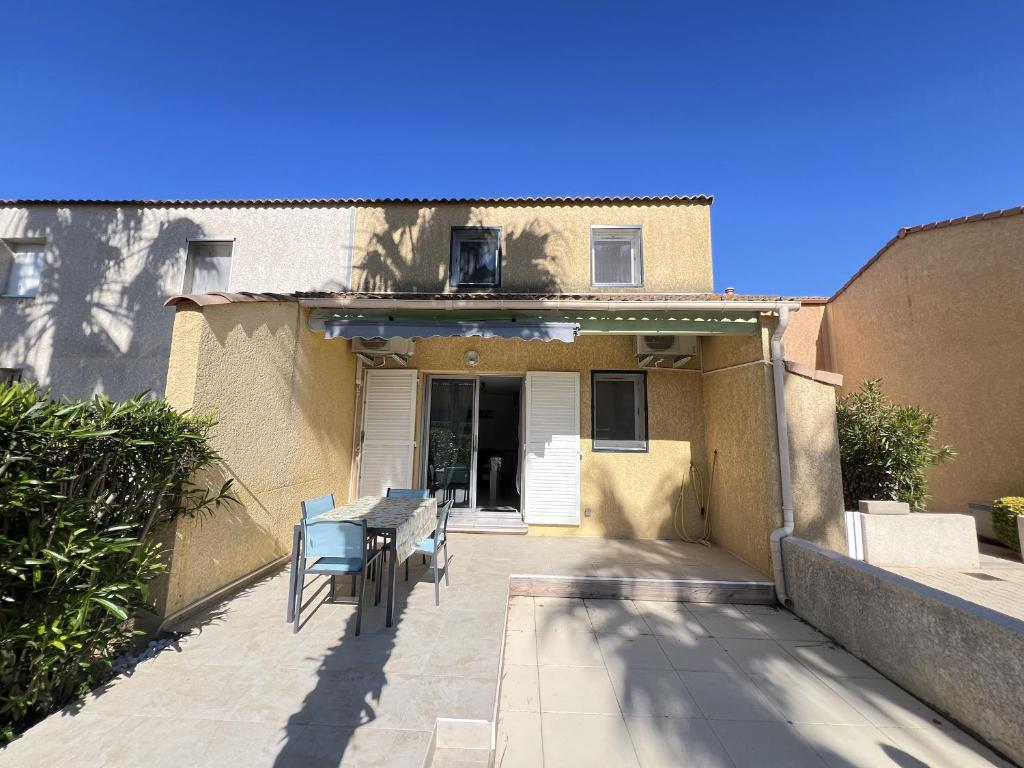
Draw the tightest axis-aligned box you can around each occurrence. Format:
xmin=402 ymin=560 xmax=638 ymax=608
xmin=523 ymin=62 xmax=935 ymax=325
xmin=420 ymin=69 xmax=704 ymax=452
xmin=591 ymin=371 xmax=648 ymax=452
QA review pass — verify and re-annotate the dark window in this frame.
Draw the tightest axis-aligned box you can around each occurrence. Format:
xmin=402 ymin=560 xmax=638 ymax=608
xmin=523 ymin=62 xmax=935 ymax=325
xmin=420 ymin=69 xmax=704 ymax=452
xmin=1 ymin=368 xmax=23 ymax=385
xmin=450 ymin=227 xmax=501 ymax=288
xmin=592 ymin=371 xmax=648 ymax=451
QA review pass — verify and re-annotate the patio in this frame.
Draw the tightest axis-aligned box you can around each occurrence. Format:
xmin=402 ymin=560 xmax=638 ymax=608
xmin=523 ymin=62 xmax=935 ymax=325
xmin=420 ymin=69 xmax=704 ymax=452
xmin=0 ymin=534 xmax=768 ymax=768
xmin=0 ymin=534 xmax=1010 ymax=767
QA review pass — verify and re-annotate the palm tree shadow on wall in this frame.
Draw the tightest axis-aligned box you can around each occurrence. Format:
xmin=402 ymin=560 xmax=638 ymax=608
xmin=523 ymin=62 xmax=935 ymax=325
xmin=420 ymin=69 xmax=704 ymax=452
xmin=358 ymin=204 xmax=563 ymax=294
xmin=0 ymin=207 xmax=208 ymax=399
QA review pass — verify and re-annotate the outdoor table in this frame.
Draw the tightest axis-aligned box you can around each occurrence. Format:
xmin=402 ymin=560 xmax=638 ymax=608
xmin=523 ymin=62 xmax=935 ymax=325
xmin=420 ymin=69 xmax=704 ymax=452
xmin=288 ymin=495 xmax=437 ymax=627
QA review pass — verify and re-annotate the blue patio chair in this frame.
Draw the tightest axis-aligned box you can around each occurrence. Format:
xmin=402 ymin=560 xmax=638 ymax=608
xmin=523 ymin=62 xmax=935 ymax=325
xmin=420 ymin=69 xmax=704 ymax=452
xmin=405 ymin=499 xmax=454 ymax=606
xmin=386 ymin=488 xmax=432 ymax=500
xmin=301 ymin=493 xmax=336 ymax=519
xmin=292 ymin=517 xmax=382 ymax=635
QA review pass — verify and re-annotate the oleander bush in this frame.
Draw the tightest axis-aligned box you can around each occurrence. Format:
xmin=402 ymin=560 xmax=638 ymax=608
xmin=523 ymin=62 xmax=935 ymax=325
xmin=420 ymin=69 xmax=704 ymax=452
xmin=0 ymin=381 xmax=234 ymax=742
xmin=836 ymin=379 xmax=955 ymax=510
xmin=992 ymin=497 xmax=1024 ymax=552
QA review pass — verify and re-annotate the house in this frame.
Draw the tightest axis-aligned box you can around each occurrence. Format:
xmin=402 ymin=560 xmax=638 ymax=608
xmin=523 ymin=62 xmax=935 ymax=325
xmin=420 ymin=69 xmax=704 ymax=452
xmin=1 ymin=196 xmax=845 ymax=620
xmin=787 ymin=205 xmax=1024 ymax=516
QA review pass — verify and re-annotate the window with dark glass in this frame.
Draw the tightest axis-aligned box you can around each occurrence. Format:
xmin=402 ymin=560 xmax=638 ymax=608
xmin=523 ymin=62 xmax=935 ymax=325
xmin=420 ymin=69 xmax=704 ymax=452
xmin=450 ymin=227 xmax=501 ymax=288
xmin=592 ymin=371 xmax=648 ymax=451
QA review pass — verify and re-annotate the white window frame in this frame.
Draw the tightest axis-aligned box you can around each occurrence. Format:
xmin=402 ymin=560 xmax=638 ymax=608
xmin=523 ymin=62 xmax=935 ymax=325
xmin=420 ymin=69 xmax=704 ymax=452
xmin=590 ymin=225 xmax=643 ymax=287
xmin=182 ymin=239 xmax=234 ymax=294
xmin=591 ymin=371 xmax=648 ymax=452
xmin=450 ymin=227 xmax=502 ymax=288
xmin=2 ymin=240 xmax=46 ymax=298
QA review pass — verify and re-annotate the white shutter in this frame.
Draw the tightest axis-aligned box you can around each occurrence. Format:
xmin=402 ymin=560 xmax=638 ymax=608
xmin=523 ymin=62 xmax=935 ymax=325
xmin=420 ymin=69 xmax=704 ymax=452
xmin=358 ymin=369 xmax=418 ymax=498
xmin=523 ymin=372 xmax=580 ymax=525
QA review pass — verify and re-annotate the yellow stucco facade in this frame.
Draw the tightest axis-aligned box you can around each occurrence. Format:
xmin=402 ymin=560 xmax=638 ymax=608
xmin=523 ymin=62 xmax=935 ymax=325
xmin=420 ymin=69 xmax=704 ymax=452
xmin=795 ymin=213 xmax=1024 ymax=513
xmin=350 ymin=200 xmax=713 ymax=294
xmin=159 ymin=303 xmax=356 ymax=616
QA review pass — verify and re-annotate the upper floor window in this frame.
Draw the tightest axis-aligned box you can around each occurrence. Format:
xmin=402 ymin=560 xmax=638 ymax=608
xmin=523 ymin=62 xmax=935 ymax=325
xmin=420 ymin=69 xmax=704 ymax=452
xmin=3 ymin=241 xmax=46 ymax=297
xmin=591 ymin=226 xmax=643 ymax=287
xmin=450 ymin=227 xmax=501 ymax=288
xmin=183 ymin=241 xmax=233 ymax=293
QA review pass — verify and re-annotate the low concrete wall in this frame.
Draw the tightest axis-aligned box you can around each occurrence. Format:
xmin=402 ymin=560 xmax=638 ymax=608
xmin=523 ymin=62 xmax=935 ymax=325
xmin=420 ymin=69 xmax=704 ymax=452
xmin=783 ymin=536 xmax=1024 ymax=765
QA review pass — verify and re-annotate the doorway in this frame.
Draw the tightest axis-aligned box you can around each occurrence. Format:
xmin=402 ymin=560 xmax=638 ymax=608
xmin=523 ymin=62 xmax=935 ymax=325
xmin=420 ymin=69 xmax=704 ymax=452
xmin=423 ymin=375 xmax=522 ymax=514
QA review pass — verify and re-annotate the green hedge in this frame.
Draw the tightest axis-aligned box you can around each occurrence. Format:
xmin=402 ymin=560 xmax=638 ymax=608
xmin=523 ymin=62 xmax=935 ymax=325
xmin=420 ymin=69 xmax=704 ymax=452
xmin=992 ymin=497 xmax=1024 ymax=552
xmin=0 ymin=381 xmax=234 ymax=741
xmin=836 ymin=380 xmax=955 ymax=510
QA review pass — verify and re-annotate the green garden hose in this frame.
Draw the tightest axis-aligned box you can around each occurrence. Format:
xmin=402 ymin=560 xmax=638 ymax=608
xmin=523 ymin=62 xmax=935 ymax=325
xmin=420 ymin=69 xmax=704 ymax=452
xmin=674 ymin=449 xmax=717 ymax=546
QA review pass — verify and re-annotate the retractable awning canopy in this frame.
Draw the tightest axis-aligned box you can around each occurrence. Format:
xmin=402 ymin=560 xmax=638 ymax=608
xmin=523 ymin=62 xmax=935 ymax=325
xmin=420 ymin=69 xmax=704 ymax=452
xmin=322 ymin=317 xmax=579 ymax=342
xmin=310 ymin=308 xmax=760 ymax=339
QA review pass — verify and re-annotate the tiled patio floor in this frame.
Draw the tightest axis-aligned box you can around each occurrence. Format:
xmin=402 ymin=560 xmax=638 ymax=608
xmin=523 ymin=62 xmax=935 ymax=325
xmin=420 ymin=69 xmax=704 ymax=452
xmin=888 ymin=543 xmax=1024 ymax=622
xmin=0 ymin=535 xmax=768 ymax=768
xmin=496 ymin=598 xmax=1014 ymax=768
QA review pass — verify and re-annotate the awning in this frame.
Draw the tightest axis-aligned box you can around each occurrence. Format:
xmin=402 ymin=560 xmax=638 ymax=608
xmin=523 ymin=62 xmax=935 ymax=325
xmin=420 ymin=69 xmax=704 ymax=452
xmin=322 ymin=317 xmax=579 ymax=343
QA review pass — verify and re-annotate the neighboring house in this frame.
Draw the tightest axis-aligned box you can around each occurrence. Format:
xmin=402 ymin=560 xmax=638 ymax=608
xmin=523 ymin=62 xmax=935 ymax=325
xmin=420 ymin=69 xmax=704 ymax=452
xmin=788 ymin=205 xmax=1024 ymax=515
xmin=1 ymin=196 xmax=845 ymax=619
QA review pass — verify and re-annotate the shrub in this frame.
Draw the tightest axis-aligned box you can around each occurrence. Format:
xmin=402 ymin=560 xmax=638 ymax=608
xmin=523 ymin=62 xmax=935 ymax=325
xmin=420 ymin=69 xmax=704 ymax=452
xmin=836 ymin=379 xmax=955 ymax=510
xmin=0 ymin=381 xmax=234 ymax=741
xmin=992 ymin=497 xmax=1024 ymax=552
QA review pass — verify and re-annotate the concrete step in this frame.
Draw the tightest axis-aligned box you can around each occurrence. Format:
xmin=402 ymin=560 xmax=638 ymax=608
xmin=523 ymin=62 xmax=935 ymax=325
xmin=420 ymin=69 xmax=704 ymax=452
xmin=448 ymin=508 xmax=528 ymax=535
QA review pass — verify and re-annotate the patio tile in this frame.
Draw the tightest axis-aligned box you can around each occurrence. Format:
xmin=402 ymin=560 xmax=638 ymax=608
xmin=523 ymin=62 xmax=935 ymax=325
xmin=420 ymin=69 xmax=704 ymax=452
xmin=624 ymin=715 xmax=734 ymax=768
xmin=505 ymin=596 xmax=536 ymax=632
xmin=596 ymin=633 xmax=673 ymax=670
xmin=397 ymin=675 xmax=495 ymax=731
xmin=793 ymin=723 xmax=904 ymax=768
xmin=657 ymin=636 xmax=740 ymax=673
xmin=538 ymin=666 xmax=620 ymax=714
xmin=716 ymin=637 xmax=811 ymax=678
xmin=680 ymin=671 xmax=782 ymax=721
xmin=879 ymin=725 xmax=1015 ymax=768
xmin=431 ymin=632 xmax=502 ymax=678
xmin=584 ymin=598 xmax=651 ymax=635
xmin=748 ymin=668 xmax=871 ymax=725
xmin=503 ymin=629 xmax=538 ymax=665
xmin=688 ymin=605 xmax=769 ymax=639
xmin=777 ymin=640 xmax=882 ymax=680
xmin=495 ymin=710 xmax=543 ymax=768
xmin=711 ymin=721 xmax=828 ymax=768
xmin=192 ymin=720 xmax=284 ymax=767
xmin=541 ymin=712 xmax=640 ymax=768
xmin=633 ymin=601 xmax=710 ymax=639
xmin=821 ymin=676 xmax=951 ymax=729
xmin=536 ymin=629 xmax=605 ymax=667
xmin=0 ymin=712 xmax=129 ymax=767
xmin=607 ymin=668 xmax=701 ymax=718
xmin=534 ymin=597 xmax=594 ymax=634
xmin=747 ymin=611 xmax=827 ymax=642
xmin=499 ymin=664 xmax=540 ymax=712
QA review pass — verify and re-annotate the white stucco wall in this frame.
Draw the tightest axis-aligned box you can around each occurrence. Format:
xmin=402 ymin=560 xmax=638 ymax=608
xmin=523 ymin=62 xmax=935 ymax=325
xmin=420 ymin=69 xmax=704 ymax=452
xmin=0 ymin=204 xmax=355 ymax=399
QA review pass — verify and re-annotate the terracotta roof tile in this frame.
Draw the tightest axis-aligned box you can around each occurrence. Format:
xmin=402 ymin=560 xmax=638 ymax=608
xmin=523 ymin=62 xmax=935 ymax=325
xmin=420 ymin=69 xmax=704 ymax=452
xmin=1 ymin=194 xmax=712 ymax=208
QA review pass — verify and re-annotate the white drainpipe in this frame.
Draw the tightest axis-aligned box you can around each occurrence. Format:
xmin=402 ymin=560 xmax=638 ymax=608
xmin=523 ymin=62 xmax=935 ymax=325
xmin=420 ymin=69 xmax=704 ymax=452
xmin=769 ymin=305 xmax=796 ymax=605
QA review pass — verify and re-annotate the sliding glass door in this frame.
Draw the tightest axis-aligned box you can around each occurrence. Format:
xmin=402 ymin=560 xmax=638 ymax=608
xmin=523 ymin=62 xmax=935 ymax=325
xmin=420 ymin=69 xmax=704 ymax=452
xmin=425 ymin=378 xmax=477 ymax=508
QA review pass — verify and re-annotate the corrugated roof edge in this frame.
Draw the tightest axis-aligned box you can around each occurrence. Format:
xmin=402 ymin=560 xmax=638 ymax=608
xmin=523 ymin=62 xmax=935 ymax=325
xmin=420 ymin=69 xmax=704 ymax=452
xmin=830 ymin=204 xmax=1024 ymax=301
xmin=164 ymin=290 xmax=818 ymax=309
xmin=1 ymin=194 xmax=713 ymax=207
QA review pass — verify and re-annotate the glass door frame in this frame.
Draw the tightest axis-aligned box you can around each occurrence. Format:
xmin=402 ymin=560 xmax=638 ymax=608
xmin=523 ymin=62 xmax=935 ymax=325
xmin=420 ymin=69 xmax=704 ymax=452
xmin=421 ymin=374 xmax=480 ymax=510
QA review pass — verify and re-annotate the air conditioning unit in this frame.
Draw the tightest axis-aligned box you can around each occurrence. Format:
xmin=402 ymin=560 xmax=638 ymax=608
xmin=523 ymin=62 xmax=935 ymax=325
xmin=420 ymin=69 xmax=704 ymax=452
xmin=635 ymin=335 xmax=698 ymax=368
xmin=352 ymin=335 xmax=415 ymax=362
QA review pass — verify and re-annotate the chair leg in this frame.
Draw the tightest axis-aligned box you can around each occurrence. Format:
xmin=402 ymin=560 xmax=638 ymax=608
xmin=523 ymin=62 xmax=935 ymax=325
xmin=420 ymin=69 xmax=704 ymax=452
xmin=350 ymin=573 xmax=357 ymax=597
xmin=374 ymin=556 xmax=383 ymax=606
xmin=293 ymin=572 xmax=304 ymax=634
xmin=355 ymin=570 xmax=366 ymax=636
xmin=330 ymin=575 xmax=336 ymax=602
xmin=433 ymin=555 xmax=440 ymax=606
xmin=405 ymin=558 xmax=409 ymax=582
xmin=422 ymin=554 xmax=426 ymax=566
xmin=443 ymin=541 xmax=450 ymax=586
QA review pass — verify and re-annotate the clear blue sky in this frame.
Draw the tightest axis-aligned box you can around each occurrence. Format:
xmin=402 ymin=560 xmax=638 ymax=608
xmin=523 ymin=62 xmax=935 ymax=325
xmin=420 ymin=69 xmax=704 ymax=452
xmin=3 ymin=1 xmax=1022 ymax=296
